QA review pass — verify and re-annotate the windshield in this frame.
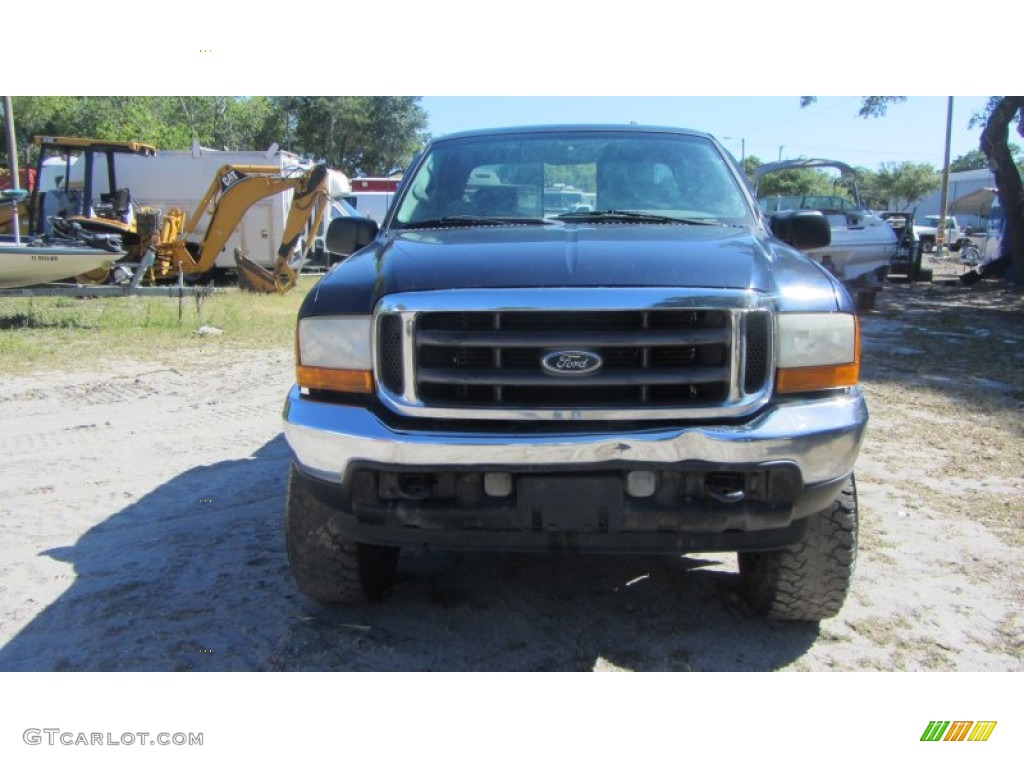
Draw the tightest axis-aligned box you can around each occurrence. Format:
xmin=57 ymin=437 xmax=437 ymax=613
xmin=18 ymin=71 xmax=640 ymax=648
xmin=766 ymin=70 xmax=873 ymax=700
xmin=392 ymin=130 xmax=753 ymax=228
xmin=759 ymin=194 xmax=862 ymax=214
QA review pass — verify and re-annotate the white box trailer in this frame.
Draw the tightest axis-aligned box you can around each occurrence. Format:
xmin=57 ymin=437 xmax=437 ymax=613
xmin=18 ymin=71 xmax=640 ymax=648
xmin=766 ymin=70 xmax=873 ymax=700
xmin=41 ymin=142 xmax=350 ymax=270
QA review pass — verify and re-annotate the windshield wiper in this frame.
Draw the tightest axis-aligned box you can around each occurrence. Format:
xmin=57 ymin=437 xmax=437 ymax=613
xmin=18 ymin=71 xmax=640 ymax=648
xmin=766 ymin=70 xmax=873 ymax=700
xmin=399 ymin=215 xmax=548 ymax=229
xmin=553 ymin=210 xmax=717 ymax=225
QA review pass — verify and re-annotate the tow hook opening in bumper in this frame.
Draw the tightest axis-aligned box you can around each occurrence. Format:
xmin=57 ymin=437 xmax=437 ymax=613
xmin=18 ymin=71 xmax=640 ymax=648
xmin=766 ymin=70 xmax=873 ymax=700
xmin=705 ymin=472 xmax=748 ymax=503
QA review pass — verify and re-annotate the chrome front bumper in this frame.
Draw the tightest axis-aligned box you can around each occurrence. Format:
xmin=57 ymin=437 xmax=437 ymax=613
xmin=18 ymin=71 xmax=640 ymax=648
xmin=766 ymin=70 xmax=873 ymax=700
xmin=283 ymin=385 xmax=868 ymax=487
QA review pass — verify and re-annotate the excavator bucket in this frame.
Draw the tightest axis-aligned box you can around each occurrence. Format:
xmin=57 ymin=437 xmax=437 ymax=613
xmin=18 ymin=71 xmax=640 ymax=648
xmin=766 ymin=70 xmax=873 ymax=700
xmin=233 ymin=164 xmax=328 ymax=293
xmin=234 ymin=249 xmax=296 ymax=293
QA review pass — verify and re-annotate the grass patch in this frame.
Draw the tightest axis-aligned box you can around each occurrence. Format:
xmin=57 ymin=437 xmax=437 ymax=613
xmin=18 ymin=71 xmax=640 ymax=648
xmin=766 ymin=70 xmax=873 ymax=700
xmin=915 ymin=646 xmax=956 ymax=671
xmin=0 ymin=278 xmax=315 ymax=374
xmin=846 ymin=614 xmax=912 ymax=645
xmin=992 ymin=614 xmax=1024 ymax=659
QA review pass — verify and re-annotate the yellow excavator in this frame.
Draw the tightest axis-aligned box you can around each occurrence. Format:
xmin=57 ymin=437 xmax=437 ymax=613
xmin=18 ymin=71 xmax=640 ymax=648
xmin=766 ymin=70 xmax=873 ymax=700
xmin=10 ymin=135 xmax=333 ymax=293
xmin=148 ymin=163 xmax=331 ymax=293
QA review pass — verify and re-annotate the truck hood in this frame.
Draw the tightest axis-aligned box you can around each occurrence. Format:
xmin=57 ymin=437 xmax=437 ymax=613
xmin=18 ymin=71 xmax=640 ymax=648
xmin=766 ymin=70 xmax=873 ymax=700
xmin=303 ymin=223 xmax=847 ymax=315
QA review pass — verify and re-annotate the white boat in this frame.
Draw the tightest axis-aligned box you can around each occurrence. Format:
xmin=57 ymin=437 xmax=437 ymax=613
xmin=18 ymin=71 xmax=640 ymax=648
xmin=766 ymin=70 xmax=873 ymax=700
xmin=755 ymin=159 xmax=897 ymax=304
xmin=0 ymin=235 xmax=121 ymax=288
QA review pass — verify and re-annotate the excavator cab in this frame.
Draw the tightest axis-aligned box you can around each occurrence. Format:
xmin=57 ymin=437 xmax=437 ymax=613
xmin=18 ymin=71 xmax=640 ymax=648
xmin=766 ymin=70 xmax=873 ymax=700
xmin=27 ymin=137 xmax=156 ymax=282
xmin=30 ymin=136 xmax=156 ymax=238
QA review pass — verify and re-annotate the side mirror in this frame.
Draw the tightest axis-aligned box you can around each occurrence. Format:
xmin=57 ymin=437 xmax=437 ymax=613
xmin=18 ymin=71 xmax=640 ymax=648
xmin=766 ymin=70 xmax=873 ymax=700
xmin=770 ymin=210 xmax=831 ymax=250
xmin=326 ymin=216 xmax=379 ymax=255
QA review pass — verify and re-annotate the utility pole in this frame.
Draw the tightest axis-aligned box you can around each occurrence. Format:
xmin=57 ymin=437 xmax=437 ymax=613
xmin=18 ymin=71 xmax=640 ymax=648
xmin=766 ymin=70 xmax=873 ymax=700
xmin=937 ymin=97 xmax=954 ymax=254
xmin=3 ymin=96 xmax=19 ymax=190
xmin=3 ymin=96 xmax=23 ymax=244
xmin=724 ymin=136 xmax=745 ymax=164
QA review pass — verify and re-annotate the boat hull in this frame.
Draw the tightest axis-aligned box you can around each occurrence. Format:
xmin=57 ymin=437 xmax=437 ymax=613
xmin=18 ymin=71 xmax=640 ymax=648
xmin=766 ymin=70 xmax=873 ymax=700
xmin=0 ymin=241 xmax=118 ymax=288
xmin=804 ymin=218 xmax=897 ymax=283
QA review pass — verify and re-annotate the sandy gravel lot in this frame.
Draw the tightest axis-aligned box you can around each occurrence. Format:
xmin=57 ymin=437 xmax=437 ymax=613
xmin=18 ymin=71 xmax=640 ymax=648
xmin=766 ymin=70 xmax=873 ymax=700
xmin=1 ymin=260 xmax=1021 ymax=671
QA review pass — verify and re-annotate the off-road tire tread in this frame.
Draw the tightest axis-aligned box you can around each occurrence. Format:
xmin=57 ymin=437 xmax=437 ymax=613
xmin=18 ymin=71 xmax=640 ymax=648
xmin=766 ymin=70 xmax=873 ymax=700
xmin=285 ymin=464 xmax=398 ymax=603
xmin=738 ymin=476 xmax=857 ymax=621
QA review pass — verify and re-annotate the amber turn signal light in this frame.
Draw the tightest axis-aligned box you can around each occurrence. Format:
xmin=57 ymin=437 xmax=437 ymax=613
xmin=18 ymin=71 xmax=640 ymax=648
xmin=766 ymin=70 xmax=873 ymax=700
xmin=776 ymin=362 xmax=859 ymax=394
xmin=296 ymin=365 xmax=374 ymax=394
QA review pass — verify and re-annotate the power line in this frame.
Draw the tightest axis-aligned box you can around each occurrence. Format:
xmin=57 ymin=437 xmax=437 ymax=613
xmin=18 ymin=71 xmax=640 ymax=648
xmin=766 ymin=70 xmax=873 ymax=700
xmin=732 ymin=97 xmax=861 ymax=137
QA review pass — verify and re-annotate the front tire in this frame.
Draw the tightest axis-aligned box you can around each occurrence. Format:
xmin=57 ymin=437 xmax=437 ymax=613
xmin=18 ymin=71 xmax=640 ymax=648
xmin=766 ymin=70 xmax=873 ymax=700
xmin=738 ymin=476 xmax=858 ymax=621
xmin=285 ymin=464 xmax=399 ymax=603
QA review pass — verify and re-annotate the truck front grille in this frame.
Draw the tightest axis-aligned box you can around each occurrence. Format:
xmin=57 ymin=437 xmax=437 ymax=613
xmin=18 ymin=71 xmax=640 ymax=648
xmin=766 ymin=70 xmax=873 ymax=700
xmin=373 ymin=291 xmax=773 ymax=421
xmin=416 ymin=309 xmax=731 ymax=408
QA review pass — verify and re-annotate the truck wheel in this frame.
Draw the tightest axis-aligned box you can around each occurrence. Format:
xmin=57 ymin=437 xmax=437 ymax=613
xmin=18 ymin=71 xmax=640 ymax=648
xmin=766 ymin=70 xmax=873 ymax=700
xmin=285 ymin=464 xmax=399 ymax=603
xmin=738 ymin=476 xmax=857 ymax=621
xmin=920 ymin=238 xmax=934 ymax=253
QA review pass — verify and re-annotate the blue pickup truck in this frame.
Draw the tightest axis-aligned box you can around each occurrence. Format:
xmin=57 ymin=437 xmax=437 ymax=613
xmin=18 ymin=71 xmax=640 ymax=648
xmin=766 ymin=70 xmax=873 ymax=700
xmin=281 ymin=124 xmax=867 ymax=621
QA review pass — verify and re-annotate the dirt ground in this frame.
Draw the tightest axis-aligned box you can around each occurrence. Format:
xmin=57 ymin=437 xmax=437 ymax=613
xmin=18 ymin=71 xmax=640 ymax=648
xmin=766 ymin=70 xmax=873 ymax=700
xmin=1 ymin=257 xmax=1021 ymax=672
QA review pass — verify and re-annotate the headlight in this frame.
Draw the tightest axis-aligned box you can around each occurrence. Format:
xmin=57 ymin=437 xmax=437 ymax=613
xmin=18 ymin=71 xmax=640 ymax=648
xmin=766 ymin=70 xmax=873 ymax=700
xmin=775 ymin=313 xmax=859 ymax=394
xmin=296 ymin=315 xmax=374 ymax=393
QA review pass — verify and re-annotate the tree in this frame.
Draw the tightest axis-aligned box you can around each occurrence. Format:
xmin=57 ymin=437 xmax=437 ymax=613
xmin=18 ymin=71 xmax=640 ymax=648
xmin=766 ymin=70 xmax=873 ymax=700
xmin=283 ymin=97 xmax=427 ymax=176
xmin=173 ymin=96 xmax=284 ymax=151
xmin=1 ymin=96 xmax=282 ymax=166
xmin=974 ymin=97 xmax=1024 ymax=282
xmin=2 ymin=97 xmax=428 ymax=176
xmin=754 ymin=165 xmax=850 ymax=199
xmin=872 ymin=161 xmax=940 ymax=210
xmin=951 ymin=148 xmax=990 ymax=172
xmin=741 ymin=154 xmax=762 ymax=183
xmin=800 ymin=96 xmax=908 ymax=118
xmin=357 ymin=97 xmax=429 ymax=175
xmin=951 ymin=145 xmax=1023 ymax=172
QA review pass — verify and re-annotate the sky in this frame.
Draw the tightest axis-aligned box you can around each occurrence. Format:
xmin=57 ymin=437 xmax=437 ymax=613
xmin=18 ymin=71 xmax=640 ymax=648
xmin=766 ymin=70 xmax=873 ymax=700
xmin=417 ymin=96 xmax=995 ymax=171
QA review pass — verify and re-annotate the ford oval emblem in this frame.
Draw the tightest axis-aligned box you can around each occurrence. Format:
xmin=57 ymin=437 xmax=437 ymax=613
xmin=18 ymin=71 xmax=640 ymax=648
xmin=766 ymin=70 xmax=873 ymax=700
xmin=541 ymin=350 xmax=603 ymax=376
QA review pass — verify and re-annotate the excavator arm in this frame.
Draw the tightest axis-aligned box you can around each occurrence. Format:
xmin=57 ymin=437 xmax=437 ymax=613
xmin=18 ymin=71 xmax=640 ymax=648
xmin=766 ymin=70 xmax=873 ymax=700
xmin=152 ymin=164 xmax=330 ymax=292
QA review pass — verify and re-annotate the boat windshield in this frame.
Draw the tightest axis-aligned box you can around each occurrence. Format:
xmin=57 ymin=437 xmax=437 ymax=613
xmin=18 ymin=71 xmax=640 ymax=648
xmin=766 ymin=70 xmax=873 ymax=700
xmin=759 ymin=194 xmax=863 ymax=214
xmin=392 ymin=130 xmax=754 ymax=228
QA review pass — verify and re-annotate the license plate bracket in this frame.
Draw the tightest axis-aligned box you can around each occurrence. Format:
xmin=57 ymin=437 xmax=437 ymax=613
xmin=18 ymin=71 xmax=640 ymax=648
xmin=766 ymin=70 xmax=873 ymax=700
xmin=517 ymin=474 xmax=624 ymax=532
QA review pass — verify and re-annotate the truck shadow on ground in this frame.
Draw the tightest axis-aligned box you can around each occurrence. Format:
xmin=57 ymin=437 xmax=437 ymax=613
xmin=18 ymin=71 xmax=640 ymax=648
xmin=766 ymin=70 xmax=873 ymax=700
xmin=0 ymin=436 xmax=820 ymax=672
